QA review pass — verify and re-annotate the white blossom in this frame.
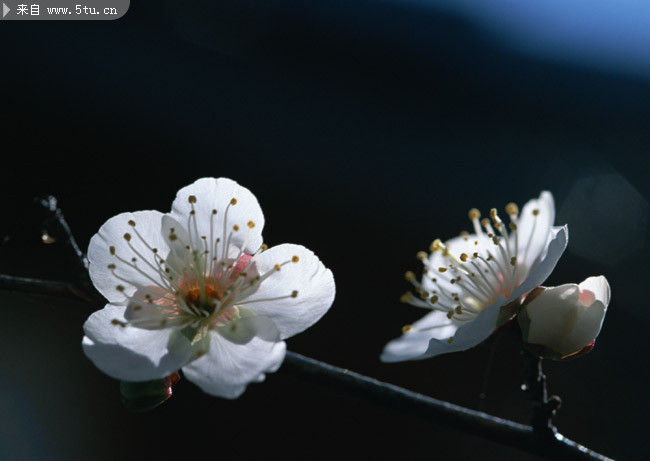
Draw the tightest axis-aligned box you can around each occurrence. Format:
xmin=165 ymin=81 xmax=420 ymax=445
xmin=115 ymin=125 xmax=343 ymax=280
xmin=382 ymin=192 xmax=567 ymax=362
xmin=82 ymin=178 xmax=335 ymax=398
xmin=518 ymin=276 xmax=610 ymax=359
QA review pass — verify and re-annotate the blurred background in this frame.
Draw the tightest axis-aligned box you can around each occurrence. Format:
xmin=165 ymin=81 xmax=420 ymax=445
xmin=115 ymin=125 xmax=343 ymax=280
xmin=1 ymin=0 xmax=649 ymax=459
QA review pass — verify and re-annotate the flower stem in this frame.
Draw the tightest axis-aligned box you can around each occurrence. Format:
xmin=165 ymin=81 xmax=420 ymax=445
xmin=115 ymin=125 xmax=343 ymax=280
xmin=521 ymin=347 xmax=562 ymax=436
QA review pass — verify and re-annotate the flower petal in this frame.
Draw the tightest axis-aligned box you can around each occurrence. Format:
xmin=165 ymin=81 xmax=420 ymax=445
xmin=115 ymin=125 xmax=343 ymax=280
xmin=512 ymin=225 xmax=568 ymax=299
xmin=82 ymin=304 xmax=193 ymax=381
xmin=381 ymin=296 xmax=506 ymax=361
xmin=380 ymin=310 xmax=458 ymax=362
xmin=525 ymin=284 xmax=581 ymax=348
xmin=88 ymin=211 xmax=169 ymax=304
xmin=168 ymin=177 xmax=264 ymax=255
xmin=215 ymin=315 xmax=281 ymax=344
xmin=559 ymin=300 xmax=606 ymax=356
xmin=182 ymin=332 xmax=286 ymax=399
xmin=242 ymin=243 xmax=335 ymax=339
xmin=578 ymin=275 xmax=611 ymax=307
xmin=516 ymin=191 xmax=556 ymax=270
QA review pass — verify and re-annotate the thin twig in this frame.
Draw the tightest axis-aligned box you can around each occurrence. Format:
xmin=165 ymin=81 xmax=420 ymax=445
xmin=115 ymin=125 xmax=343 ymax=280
xmin=283 ymin=351 xmax=613 ymax=461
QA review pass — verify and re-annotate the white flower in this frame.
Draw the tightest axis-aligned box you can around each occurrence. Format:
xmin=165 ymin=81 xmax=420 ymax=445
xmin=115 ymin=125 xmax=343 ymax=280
xmin=381 ymin=191 xmax=567 ymax=362
xmin=82 ymin=178 xmax=335 ymax=398
xmin=518 ymin=276 xmax=610 ymax=360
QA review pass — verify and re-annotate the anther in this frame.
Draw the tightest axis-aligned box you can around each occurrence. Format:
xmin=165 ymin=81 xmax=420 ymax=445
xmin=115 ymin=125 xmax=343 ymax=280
xmin=438 ymin=267 xmax=447 ymax=273
xmin=107 ymin=264 xmax=116 ymax=269
xmin=230 ymin=198 xmax=238 ymax=206
xmin=460 ymin=253 xmax=468 ymax=262
xmin=446 ymin=311 xmax=454 ymax=319
xmin=247 ymin=221 xmax=255 ymax=228
xmin=510 ymin=257 xmax=517 ymax=266
xmin=509 ymin=222 xmax=517 ymax=231
xmin=400 ymin=292 xmax=412 ymax=303
xmin=274 ymin=264 xmax=282 ymax=271
xmin=109 ymin=246 xmax=116 ymax=255
xmin=492 ymin=236 xmax=499 ymax=245
xmin=212 ymin=209 xmax=217 ymax=215
xmin=233 ymin=224 xmax=240 ymax=231
xmin=505 ymin=202 xmax=519 ymax=216
xmin=447 ymin=337 xmax=454 ymax=344
xmin=472 ymin=252 xmax=478 ymax=258
xmin=404 ymin=271 xmax=416 ymax=282
xmin=116 ymin=285 xmax=124 ymax=292
xmin=469 ymin=208 xmax=480 ymax=220
xmin=455 ymin=305 xmax=462 ymax=314
xmin=128 ymin=220 xmax=136 ymax=227
xmin=416 ymin=251 xmax=428 ymax=261
xmin=260 ymin=243 xmax=268 ymax=251
xmin=111 ymin=319 xmax=127 ymax=327
xmin=188 ymin=195 xmax=197 ymax=204
xmin=481 ymin=218 xmax=490 ymax=228
xmin=291 ymin=290 xmax=298 ymax=298
xmin=292 ymin=255 xmax=300 ymax=263
xmin=430 ymin=295 xmax=439 ymax=304
xmin=532 ymin=209 xmax=540 ymax=216
xmin=123 ymin=233 xmax=131 ymax=242
xmin=402 ymin=324 xmax=413 ymax=333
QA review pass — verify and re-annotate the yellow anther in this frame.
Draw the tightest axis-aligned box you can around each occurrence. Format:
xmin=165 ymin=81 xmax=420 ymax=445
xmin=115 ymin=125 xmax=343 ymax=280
xmin=212 ymin=209 xmax=217 ymax=215
xmin=455 ymin=305 xmax=462 ymax=314
xmin=450 ymin=279 xmax=456 ymax=284
xmin=430 ymin=295 xmax=439 ymax=304
xmin=490 ymin=208 xmax=498 ymax=220
xmin=472 ymin=252 xmax=478 ymax=258
xmin=492 ymin=236 xmax=499 ymax=245
xmin=446 ymin=311 xmax=454 ymax=319
xmin=291 ymin=290 xmax=298 ymax=298
xmin=116 ymin=285 xmax=124 ymax=292
xmin=532 ymin=209 xmax=540 ymax=216
xmin=188 ymin=195 xmax=197 ymax=204
xmin=111 ymin=319 xmax=127 ymax=327
xmin=505 ymin=202 xmax=519 ymax=216
xmin=481 ymin=218 xmax=490 ymax=228
xmin=292 ymin=255 xmax=300 ymax=263
xmin=469 ymin=208 xmax=480 ymax=220
xmin=402 ymin=324 xmax=413 ymax=333
xmin=460 ymin=253 xmax=468 ymax=262
xmin=107 ymin=264 xmax=116 ymax=270
xmin=247 ymin=221 xmax=255 ymax=228
xmin=123 ymin=233 xmax=131 ymax=242
xmin=230 ymin=198 xmax=238 ymax=206
xmin=509 ymin=222 xmax=517 ymax=231
xmin=233 ymin=224 xmax=240 ymax=231
xmin=438 ymin=267 xmax=447 ymax=273
xmin=416 ymin=251 xmax=428 ymax=261
xmin=274 ymin=264 xmax=282 ymax=271
xmin=510 ymin=257 xmax=517 ymax=266
xmin=404 ymin=271 xmax=416 ymax=282
xmin=420 ymin=291 xmax=429 ymax=300
xmin=400 ymin=291 xmax=412 ymax=303
xmin=260 ymin=243 xmax=268 ymax=251
xmin=460 ymin=231 xmax=469 ymax=239
xmin=128 ymin=220 xmax=136 ymax=227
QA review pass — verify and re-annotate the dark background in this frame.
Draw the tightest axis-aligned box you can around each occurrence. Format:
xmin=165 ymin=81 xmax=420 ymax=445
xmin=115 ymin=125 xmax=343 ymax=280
xmin=1 ymin=1 xmax=649 ymax=459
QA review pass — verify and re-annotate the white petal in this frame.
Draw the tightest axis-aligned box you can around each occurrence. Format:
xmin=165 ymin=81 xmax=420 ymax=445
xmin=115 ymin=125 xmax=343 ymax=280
xmin=578 ymin=275 xmax=611 ymax=307
xmin=511 ymin=225 xmax=568 ymax=299
xmin=168 ymin=178 xmax=264 ymax=255
xmin=88 ymin=211 xmax=169 ymax=304
xmin=82 ymin=304 xmax=193 ymax=381
xmin=516 ymin=191 xmax=556 ymax=270
xmin=380 ymin=310 xmax=458 ymax=362
xmin=558 ymin=301 xmax=606 ymax=355
xmin=381 ymin=296 xmax=505 ymax=362
xmin=182 ymin=331 xmax=286 ymax=399
xmin=215 ymin=315 xmax=281 ymax=344
xmin=242 ymin=243 xmax=335 ymax=339
xmin=525 ymin=284 xmax=581 ymax=348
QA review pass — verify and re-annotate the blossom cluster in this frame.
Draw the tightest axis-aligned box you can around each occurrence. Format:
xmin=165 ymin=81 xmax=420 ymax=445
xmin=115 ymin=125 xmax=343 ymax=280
xmin=381 ymin=192 xmax=610 ymax=362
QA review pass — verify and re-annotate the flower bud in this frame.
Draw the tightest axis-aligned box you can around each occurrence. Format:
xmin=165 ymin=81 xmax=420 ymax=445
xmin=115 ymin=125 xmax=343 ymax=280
xmin=518 ymin=276 xmax=610 ymax=360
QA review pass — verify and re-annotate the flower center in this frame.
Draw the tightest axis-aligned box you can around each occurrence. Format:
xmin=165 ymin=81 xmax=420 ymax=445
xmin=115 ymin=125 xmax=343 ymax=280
xmin=400 ymin=201 xmax=543 ymax=331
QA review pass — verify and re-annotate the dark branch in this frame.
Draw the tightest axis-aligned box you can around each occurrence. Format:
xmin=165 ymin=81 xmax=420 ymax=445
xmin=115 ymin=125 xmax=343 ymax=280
xmin=283 ymin=352 xmax=613 ymax=461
